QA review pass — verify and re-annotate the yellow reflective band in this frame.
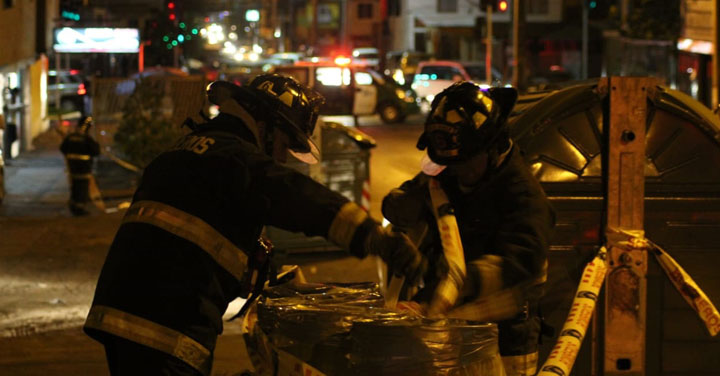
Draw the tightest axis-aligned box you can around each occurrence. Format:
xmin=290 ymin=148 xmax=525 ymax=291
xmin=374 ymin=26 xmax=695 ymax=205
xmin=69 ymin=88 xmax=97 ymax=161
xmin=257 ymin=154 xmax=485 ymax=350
xmin=472 ymin=255 xmax=503 ymax=297
xmin=445 ymin=109 xmax=463 ymax=124
xmin=123 ymin=201 xmax=248 ymax=281
xmin=328 ymin=201 xmax=368 ymax=249
xmin=482 ymin=95 xmax=494 ymax=112
xmin=448 ymin=285 xmax=525 ymax=322
xmin=65 ymin=153 xmax=91 ymax=160
xmin=473 ymin=111 xmax=487 ymax=128
xmin=502 ymin=352 xmax=538 ymax=376
xmin=69 ymin=173 xmax=93 ymax=179
xmin=278 ymin=91 xmax=294 ymax=107
xmin=448 ymin=269 xmax=546 ymax=322
xmin=85 ymin=305 xmax=212 ymax=375
xmin=257 ymin=81 xmax=275 ymax=95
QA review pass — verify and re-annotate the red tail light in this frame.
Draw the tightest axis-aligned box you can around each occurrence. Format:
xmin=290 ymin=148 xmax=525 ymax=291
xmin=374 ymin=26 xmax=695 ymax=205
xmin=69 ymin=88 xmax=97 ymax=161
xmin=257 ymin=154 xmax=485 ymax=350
xmin=77 ymin=83 xmax=87 ymax=95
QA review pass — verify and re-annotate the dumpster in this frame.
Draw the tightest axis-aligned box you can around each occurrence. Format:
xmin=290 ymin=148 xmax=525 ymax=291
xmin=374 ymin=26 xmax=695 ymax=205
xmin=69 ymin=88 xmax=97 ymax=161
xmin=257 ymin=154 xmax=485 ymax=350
xmin=509 ymin=79 xmax=720 ymax=375
xmin=265 ymin=121 xmax=376 ymax=259
xmin=244 ymin=281 xmax=505 ymax=376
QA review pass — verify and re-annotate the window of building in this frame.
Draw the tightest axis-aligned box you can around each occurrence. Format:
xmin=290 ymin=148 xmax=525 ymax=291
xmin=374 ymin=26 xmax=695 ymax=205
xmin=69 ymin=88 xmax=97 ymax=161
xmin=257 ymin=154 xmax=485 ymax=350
xmin=437 ymin=0 xmax=457 ymax=13
xmin=415 ymin=33 xmax=427 ymax=53
xmin=527 ymin=0 xmax=549 ymax=15
xmin=388 ymin=0 xmax=401 ymax=16
xmin=357 ymin=3 xmax=373 ymax=19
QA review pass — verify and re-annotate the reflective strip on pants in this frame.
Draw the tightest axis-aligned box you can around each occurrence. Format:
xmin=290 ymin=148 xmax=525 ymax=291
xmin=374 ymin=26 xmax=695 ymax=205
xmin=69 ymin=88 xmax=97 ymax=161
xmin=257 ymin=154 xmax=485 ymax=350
xmin=65 ymin=153 xmax=91 ymax=160
xmin=123 ymin=200 xmax=249 ymax=281
xmin=502 ymin=351 xmax=538 ymax=376
xmin=85 ymin=305 xmax=212 ymax=375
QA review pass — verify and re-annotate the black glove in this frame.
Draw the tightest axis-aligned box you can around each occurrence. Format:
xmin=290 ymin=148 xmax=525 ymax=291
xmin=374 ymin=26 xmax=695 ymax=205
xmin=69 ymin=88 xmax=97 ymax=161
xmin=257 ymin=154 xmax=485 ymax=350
xmin=365 ymin=225 xmax=428 ymax=285
xmin=381 ymin=188 xmax=429 ymax=228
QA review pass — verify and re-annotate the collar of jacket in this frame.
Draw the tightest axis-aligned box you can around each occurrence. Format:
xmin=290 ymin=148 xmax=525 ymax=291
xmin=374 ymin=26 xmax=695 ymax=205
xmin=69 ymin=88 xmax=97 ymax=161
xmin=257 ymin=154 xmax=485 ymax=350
xmin=203 ymin=112 xmax=260 ymax=147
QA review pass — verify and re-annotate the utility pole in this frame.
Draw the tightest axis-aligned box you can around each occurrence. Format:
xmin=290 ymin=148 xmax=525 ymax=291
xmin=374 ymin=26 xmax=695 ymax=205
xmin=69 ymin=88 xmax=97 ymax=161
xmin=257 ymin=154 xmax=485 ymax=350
xmin=340 ymin=0 xmax=347 ymax=49
xmin=582 ymin=0 xmax=589 ymax=79
xmin=511 ymin=0 xmax=526 ymax=89
xmin=310 ymin=0 xmax=318 ymax=52
xmin=486 ymin=4 xmax=493 ymax=86
xmin=271 ymin=0 xmax=278 ymax=51
xmin=713 ymin=0 xmax=719 ymax=108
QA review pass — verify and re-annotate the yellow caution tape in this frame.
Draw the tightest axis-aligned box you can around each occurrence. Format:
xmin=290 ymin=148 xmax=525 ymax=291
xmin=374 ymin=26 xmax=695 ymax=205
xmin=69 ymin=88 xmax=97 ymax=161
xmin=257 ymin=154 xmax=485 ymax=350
xmin=538 ymin=247 xmax=609 ymax=376
xmin=650 ymin=242 xmax=720 ymax=336
xmin=426 ymin=178 xmax=467 ymax=317
xmin=609 ymin=228 xmax=720 ymax=337
xmin=103 ymin=151 xmax=142 ymax=172
xmin=88 ymin=175 xmax=106 ymax=211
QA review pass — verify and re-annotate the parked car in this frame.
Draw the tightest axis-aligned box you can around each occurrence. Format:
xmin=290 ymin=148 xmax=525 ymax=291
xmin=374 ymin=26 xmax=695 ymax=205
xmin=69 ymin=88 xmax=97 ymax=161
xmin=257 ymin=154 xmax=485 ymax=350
xmin=351 ymin=47 xmax=380 ymax=69
xmin=47 ymin=69 xmax=87 ymax=111
xmin=411 ymin=60 xmax=503 ymax=107
xmin=384 ymin=50 xmax=433 ymax=87
xmin=272 ymin=61 xmax=420 ymax=124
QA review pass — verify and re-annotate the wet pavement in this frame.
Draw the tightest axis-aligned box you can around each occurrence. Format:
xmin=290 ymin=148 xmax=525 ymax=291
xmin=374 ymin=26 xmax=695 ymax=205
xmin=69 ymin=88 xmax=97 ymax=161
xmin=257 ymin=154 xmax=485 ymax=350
xmin=0 ymin=129 xmax=383 ymax=374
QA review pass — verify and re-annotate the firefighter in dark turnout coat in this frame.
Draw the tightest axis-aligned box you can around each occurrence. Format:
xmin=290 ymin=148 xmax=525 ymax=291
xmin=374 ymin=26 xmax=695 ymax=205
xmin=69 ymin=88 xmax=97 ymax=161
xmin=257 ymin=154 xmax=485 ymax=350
xmin=84 ymin=75 xmax=427 ymax=375
xmin=382 ymin=82 xmax=555 ymax=376
xmin=60 ymin=116 xmax=100 ymax=216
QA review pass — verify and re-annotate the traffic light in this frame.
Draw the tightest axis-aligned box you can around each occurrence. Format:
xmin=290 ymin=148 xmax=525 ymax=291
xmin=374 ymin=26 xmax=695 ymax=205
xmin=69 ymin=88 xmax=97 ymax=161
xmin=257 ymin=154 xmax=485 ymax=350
xmin=497 ymin=0 xmax=509 ymax=12
xmin=166 ymin=1 xmax=177 ymax=22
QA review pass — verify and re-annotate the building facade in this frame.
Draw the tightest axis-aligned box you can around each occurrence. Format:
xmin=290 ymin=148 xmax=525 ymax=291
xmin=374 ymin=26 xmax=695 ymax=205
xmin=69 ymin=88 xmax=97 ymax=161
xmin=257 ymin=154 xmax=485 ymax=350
xmin=0 ymin=0 xmax=58 ymax=157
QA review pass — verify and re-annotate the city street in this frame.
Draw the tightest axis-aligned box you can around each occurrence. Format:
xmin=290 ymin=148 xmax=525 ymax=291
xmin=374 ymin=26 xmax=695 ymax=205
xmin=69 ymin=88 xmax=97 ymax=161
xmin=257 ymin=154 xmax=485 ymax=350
xmin=3 ymin=0 xmax=720 ymax=372
xmin=0 ymin=117 xmax=426 ymax=375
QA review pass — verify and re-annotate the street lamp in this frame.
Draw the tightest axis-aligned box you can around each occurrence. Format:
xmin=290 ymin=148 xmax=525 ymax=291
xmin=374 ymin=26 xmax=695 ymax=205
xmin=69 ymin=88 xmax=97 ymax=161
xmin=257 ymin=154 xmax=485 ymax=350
xmin=245 ymin=9 xmax=260 ymax=23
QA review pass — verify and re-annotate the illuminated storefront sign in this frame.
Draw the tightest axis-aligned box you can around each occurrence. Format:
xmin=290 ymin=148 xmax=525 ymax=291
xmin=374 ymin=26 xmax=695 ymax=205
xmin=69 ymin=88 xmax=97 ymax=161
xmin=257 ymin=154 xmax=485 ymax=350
xmin=53 ymin=28 xmax=140 ymax=53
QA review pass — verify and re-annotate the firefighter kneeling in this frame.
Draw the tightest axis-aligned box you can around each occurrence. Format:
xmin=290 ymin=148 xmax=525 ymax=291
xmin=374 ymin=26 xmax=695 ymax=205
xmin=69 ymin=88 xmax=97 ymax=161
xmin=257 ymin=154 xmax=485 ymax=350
xmin=382 ymin=82 xmax=556 ymax=376
xmin=83 ymin=74 xmax=427 ymax=376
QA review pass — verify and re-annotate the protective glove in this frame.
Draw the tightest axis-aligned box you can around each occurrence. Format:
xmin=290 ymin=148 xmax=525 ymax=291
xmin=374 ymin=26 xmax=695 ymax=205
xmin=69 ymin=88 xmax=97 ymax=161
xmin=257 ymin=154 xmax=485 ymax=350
xmin=381 ymin=188 xmax=429 ymax=228
xmin=365 ymin=225 xmax=428 ymax=285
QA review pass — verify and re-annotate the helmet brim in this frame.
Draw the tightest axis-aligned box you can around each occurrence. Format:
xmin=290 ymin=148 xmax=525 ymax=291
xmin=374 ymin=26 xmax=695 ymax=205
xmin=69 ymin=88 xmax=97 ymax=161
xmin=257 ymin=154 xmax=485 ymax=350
xmin=289 ymin=137 xmax=320 ymax=164
xmin=420 ymin=152 xmax=447 ymax=176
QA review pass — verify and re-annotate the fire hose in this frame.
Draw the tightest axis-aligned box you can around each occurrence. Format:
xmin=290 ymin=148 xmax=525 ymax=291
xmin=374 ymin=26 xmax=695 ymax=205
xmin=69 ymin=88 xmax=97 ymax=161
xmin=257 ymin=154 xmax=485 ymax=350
xmin=383 ymin=177 xmax=466 ymax=315
xmin=538 ymin=228 xmax=720 ymax=376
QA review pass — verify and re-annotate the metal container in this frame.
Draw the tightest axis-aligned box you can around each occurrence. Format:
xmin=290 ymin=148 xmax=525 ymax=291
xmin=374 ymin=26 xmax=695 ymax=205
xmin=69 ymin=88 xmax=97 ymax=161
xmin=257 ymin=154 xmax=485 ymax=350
xmin=266 ymin=121 xmax=376 ymax=258
xmin=509 ymin=81 xmax=720 ymax=375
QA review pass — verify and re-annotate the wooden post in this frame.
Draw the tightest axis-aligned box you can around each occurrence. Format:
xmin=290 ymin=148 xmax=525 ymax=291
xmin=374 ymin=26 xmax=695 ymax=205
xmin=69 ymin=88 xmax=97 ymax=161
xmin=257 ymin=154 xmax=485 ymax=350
xmin=602 ymin=76 xmax=658 ymax=375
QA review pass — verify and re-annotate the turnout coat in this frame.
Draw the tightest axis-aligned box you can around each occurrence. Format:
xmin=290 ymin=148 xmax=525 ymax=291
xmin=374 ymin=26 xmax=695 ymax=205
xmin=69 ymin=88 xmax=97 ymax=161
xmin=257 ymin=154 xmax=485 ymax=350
xmin=382 ymin=144 xmax=556 ymax=362
xmin=84 ymin=113 xmax=375 ymax=374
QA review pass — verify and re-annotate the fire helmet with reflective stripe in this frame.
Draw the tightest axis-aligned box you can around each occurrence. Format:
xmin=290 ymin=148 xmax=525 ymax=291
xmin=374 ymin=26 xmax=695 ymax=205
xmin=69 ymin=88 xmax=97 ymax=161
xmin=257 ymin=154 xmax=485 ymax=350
xmin=416 ymin=81 xmax=517 ymax=166
xmin=206 ymin=75 xmax=325 ymax=163
xmin=249 ymin=74 xmax=325 ymax=163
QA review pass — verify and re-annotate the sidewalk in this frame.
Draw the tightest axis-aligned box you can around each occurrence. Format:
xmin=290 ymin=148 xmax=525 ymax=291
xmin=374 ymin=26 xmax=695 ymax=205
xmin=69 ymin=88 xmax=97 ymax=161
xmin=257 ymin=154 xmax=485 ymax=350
xmin=0 ymin=144 xmax=255 ymax=375
xmin=0 ymin=144 xmax=137 ymax=336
